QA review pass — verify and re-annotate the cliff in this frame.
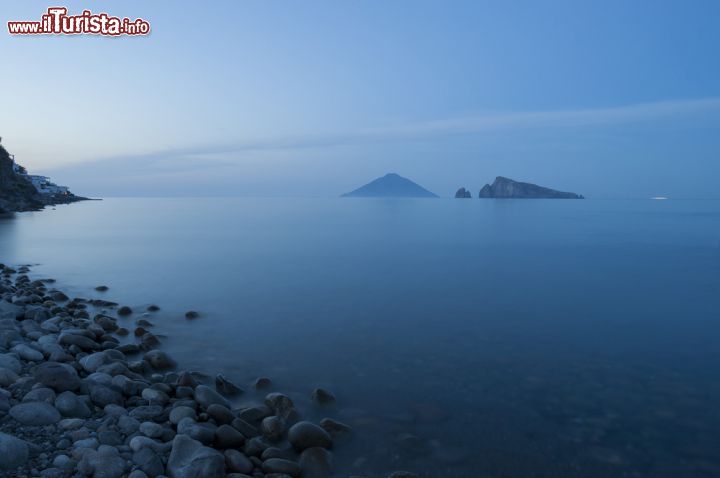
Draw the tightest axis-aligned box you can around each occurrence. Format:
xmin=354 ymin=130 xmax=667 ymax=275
xmin=478 ymin=177 xmax=583 ymax=199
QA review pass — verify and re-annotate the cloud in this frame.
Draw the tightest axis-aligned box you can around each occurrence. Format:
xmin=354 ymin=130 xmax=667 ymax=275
xmin=45 ymin=96 xmax=720 ymax=175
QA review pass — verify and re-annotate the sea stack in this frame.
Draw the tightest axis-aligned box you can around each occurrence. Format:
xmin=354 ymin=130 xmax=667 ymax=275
xmin=478 ymin=177 xmax=583 ymax=199
xmin=455 ymin=187 xmax=471 ymax=198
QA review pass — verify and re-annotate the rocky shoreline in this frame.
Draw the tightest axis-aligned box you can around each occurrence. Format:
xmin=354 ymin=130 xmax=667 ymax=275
xmin=0 ymin=264 xmax=417 ymax=478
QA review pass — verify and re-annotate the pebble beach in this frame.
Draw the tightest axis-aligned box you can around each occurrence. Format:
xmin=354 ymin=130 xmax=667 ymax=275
xmin=0 ymin=263 xmax=416 ymax=478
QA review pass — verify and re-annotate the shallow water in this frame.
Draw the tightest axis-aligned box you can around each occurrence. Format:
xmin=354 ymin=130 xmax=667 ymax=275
xmin=2 ymin=197 xmax=720 ymax=477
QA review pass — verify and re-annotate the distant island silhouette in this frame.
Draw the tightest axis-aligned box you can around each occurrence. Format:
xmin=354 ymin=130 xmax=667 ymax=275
xmin=477 ymin=177 xmax=584 ymax=199
xmin=342 ymin=173 xmax=438 ymax=198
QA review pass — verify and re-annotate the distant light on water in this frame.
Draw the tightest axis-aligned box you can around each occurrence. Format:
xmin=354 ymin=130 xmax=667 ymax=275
xmin=651 ymin=196 xmax=669 ymax=200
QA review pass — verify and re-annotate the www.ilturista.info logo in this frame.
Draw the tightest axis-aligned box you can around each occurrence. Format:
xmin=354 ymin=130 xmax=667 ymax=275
xmin=7 ymin=7 xmax=150 ymax=36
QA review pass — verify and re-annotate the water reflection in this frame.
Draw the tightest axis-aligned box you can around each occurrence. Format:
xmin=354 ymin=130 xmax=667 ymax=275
xmin=2 ymin=198 xmax=720 ymax=477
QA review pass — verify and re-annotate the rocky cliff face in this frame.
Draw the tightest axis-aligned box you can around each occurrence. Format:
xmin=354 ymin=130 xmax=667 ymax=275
xmin=0 ymin=145 xmax=44 ymax=213
xmin=478 ymin=177 xmax=583 ymax=199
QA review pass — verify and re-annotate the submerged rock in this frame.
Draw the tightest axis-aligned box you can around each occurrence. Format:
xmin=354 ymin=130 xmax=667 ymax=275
xmin=117 ymin=306 xmax=133 ymax=316
xmin=311 ymin=388 xmax=336 ymax=405
xmin=167 ymin=434 xmax=225 ymax=478
xmin=288 ymin=421 xmax=333 ymax=451
xmin=215 ymin=373 xmax=243 ymax=396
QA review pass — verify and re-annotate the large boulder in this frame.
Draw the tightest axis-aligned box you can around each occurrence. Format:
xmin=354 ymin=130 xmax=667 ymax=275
xmin=167 ymin=434 xmax=225 ymax=478
xmin=34 ymin=362 xmax=81 ymax=392
xmin=9 ymin=402 xmax=62 ymax=425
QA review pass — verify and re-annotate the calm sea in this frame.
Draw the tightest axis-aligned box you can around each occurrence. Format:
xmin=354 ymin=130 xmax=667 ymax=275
xmin=2 ymin=197 xmax=720 ymax=477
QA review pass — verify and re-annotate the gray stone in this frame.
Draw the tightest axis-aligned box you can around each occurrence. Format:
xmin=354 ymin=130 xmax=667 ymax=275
xmin=73 ymin=437 xmax=99 ymax=450
xmin=11 ymin=343 xmax=43 ymax=361
xmin=23 ymin=387 xmax=56 ymax=403
xmin=133 ymin=446 xmax=165 ymax=477
xmin=143 ymin=350 xmax=177 ymax=370
xmin=0 ymin=367 xmax=19 ymax=387
xmin=58 ymin=332 xmax=100 ymax=350
xmin=262 ymin=458 xmax=301 ymax=477
xmin=167 ymin=434 xmax=225 ymax=478
xmin=288 ymin=422 xmax=332 ymax=451
xmin=140 ymin=421 xmax=165 ymax=439
xmin=261 ymin=416 xmax=286 ymax=442
xmin=0 ymin=432 xmax=29 ymax=470
xmin=129 ymin=405 xmax=165 ymax=421
xmin=52 ymin=454 xmax=74 ymax=470
xmin=117 ymin=306 xmax=133 ymax=316
xmin=142 ymin=387 xmax=170 ymax=404
xmin=265 ymin=393 xmax=296 ymax=420
xmin=299 ymin=447 xmax=333 ymax=478
xmin=177 ymin=417 xmax=216 ymax=445
xmin=169 ymin=406 xmax=197 ymax=425
xmin=231 ymin=418 xmax=259 ymax=438
xmin=34 ymin=362 xmax=81 ymax=392
xmin=224 ymin=449 xmax=253 ymax=474
xmin=238 ymin=405 xmax=272 ymax=423
xmin=79 ymin=352 xmax=112 ymax=373
xmin=0 ymin=354 xmax=21 ymax=373
xmin=97 ymin=430 xmax=123 ymax=446
xmin=76 ymin=446 xmax=127 ymax=478
xmin=319 ymin=418 xmax=352 ymax=441
xmin=215 ymin=373 xmax=242 ymax=396
xmin=214 ymin=424 xmax=246 ymax=449
xmin=129 ymin=436 xmax=172 ymax=454
xmin=311 ymin=388 xmax=336 ymax=405
xmin=118 ymin=415 xmax=141 ymax=435
xmin=9 ymin=401 xmax=62 ymax=425
xmin=0 ymin=301 xmax=22 ymax=320
xmin=194 ymin=385 xmax=229 ymax=409
xmin=206 ymin=403 xmax=234 ymax=424
xmin=89 ymin=383 xmax=124 ymax=407
xmin=55 ymin=391 xmax=91 ymax=418
xmin=244 ymin=436 xmax=271 ymax=457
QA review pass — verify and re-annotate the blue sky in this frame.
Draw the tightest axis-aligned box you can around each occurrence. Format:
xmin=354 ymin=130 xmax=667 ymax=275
xmin=1 ymin=0 xmax=719 ymax=198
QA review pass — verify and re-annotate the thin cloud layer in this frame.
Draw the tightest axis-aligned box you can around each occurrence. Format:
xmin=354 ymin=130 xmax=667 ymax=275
xmin=45 ymin=97 xmax=720 ymax=175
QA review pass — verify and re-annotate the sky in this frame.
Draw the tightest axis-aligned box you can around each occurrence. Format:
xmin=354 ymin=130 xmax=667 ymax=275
xmin=1 ymin=0 xmax=719 ymax=198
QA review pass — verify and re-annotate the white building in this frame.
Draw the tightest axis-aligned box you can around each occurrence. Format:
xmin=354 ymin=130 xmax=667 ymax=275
xmin=27 ymin=175 xmax=70 ymax=196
